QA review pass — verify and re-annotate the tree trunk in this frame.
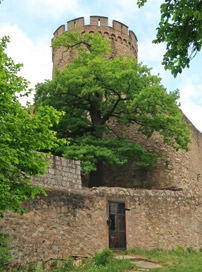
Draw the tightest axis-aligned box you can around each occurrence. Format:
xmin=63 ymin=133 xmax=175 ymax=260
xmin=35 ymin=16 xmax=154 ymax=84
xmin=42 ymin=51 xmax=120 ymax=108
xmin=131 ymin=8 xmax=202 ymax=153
xmin=89 ymin=160 xmax=104 ymax=187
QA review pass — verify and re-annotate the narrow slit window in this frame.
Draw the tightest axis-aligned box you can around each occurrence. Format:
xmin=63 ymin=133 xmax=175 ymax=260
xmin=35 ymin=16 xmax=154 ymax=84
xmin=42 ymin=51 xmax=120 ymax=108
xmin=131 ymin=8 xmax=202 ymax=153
xmin=74 ymin=21 xmax=76 ymax=28
xmin=98 ymin=19 xmax=100 ymax=27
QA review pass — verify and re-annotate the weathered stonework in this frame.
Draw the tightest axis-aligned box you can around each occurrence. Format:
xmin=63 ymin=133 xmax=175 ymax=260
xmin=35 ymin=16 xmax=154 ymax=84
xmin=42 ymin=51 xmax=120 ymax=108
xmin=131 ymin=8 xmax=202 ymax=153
xmin=2 ymin=187 xmax=202 ymax=266
xmin=52 ymin=16 xmax=138 ymax=71
xmin=103 ymin=115 xmax=202 ymax=194
xmin=31 ymin=155 xmax=82 ymax=190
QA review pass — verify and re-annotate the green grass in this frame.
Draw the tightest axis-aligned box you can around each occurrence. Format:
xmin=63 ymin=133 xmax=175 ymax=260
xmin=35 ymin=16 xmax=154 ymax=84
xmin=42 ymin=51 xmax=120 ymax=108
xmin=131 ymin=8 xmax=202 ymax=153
xmin=12 ymin=249 xmax=135 ymax=272
xmin=123 ymin=246 xmax=202 ymax=272
xmin=10 ymin=247 xmax=202 ymax=272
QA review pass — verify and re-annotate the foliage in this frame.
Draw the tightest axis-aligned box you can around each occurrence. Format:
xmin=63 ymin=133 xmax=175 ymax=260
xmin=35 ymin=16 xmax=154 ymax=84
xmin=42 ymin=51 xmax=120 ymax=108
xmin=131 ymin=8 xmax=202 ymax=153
xmin=138 ymin=0 xmax=202 ymax=77
xmin=93 ymin=248 xmax=114 ymax=266
xmin=0 ymin=233 xmax=12 ymax=272
xmin=13 ymin=249 xmax=134 ymax=272
xmin=11 ymin=247 xmax=202 ymax=271
xmin=0 ymin=36 xmax=64 ymax=217
xmin=34 ymin=31 xmax=191 ymax=187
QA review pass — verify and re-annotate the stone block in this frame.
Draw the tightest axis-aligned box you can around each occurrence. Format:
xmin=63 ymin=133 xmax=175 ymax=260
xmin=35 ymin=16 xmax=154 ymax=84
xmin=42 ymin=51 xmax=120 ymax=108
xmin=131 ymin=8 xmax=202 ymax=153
xmin=48 ymin=169 xmax=55 ymax=175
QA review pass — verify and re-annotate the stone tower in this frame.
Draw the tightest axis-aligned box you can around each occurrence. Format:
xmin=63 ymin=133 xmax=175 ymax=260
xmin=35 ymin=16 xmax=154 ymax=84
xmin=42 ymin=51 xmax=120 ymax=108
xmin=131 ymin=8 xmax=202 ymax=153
xmin=52 ymin=16 xmax=138 ymax=71
xmin=51 ymin=16 xmax=202 ymax=194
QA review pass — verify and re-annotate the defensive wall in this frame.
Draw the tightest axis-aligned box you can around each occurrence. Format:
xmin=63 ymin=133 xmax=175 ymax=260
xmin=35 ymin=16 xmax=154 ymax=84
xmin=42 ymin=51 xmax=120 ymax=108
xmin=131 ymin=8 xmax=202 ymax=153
xmin=102 ymin=115 xmax=202 ymax=194
xmin=2 ymin=158 xmax=202 ymax=267
xmin=52 ymin=16 xmax=138 ymax=71
xmin=30 ymin=155 xmax=82 ymax=191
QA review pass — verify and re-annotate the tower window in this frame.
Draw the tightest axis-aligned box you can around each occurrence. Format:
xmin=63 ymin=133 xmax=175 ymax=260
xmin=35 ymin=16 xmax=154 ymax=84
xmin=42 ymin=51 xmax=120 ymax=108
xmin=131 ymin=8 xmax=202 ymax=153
xmin=98 ymin=19 xmax=100 ymax=27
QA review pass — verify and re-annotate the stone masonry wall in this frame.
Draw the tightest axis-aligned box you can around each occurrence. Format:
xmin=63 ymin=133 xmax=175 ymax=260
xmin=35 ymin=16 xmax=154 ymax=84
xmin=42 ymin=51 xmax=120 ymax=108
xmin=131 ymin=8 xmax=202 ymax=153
xmin=52 ymin=16 xmax=138 ymax=72
xmin=103 ymin=115 xmax=202 ymax=194
xmin=1 ymin=189 xmax=107 ymax=267
xmin=2 ymin=187 xmax=202 ymax=266
xmin=31 ymin=155 xmax=82 ymax=190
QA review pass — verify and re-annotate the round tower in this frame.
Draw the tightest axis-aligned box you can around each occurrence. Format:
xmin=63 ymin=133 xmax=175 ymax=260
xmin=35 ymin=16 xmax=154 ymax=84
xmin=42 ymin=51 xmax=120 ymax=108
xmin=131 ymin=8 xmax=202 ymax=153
xmin=52 ymin=16 xmax=138 ymax=71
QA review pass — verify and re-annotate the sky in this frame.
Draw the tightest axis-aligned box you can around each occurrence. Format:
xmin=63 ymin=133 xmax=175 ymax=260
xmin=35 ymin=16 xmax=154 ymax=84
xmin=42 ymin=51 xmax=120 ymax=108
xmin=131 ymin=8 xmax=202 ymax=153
xmin=0 ymin=0 xmax=202 ymax=132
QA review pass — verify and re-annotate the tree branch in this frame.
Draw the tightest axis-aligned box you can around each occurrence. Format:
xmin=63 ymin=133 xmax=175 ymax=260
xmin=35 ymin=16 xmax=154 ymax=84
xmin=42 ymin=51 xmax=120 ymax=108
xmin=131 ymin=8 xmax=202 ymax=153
xmin=68 ymin=41 xmax=92 ymax=53
xmin=101 ymin=97 xmax=122 ymax=124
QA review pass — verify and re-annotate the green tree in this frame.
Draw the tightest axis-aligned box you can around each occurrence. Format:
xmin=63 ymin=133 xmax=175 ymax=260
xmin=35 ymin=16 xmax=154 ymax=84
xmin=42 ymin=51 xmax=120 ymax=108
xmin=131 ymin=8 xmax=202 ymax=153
xmin=0 ymin=36 xmax=64 ymax=217
xmin=138 ymin=0 xmax=202 ymax=77
xmin=34 ymin=31 xmax=191 ymax=187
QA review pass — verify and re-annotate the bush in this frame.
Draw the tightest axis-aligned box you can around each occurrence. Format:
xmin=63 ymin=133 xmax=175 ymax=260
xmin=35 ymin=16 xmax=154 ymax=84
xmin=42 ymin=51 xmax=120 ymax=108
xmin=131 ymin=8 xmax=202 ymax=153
xmin=93 ymin=249 xmax=114 ymax=266
xmin=0 ymin=233 xmax=13 ymax=272
xmin=57 ymin=258 xmax=75 ymax=271
xmin=186 ymin=247 xmax=197 ymax=254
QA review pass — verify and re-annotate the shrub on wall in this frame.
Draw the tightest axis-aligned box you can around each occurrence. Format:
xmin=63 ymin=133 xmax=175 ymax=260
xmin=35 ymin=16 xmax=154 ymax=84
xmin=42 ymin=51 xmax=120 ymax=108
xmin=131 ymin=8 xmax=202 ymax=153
xmin=0 ymin=233 xmax=12 ymax=272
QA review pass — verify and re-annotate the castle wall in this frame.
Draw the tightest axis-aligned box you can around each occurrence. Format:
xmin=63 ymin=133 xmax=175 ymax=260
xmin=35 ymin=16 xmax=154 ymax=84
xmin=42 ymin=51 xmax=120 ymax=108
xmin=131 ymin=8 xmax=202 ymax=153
xmin=30 ymin=155 xmax=82 ymax=190
xmin=52 ymin=16 xmax=138 ymax=71
xmin=102 ymin=115 xmax=202 ymax=194
xmin=2 ymin=186 xmax=202 ymax=266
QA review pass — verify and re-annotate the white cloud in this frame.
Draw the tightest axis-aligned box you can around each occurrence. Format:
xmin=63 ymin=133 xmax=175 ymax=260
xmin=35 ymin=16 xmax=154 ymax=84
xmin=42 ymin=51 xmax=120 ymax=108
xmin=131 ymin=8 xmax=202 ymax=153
xmin=179 ymin=80 xmax=202 ymax=132
xmin=138 ymin=38 xmax=169 ymax=84
xmin=140 ymin=0 xmax=163 ymax=22
xmin=138 ymin=34 xmax=202 ymax=132
xmin=107 ymin=0 xmax=163 ymax=23
xmin=107 ymin=0 xmax=138 ymax=21
xmin=138 ymin=38 xmax=165 ymax=64
xmin=0 ymin=23 xmax=52 ymax=105
xmin=25 ymin=0 xmax=90 ymax=19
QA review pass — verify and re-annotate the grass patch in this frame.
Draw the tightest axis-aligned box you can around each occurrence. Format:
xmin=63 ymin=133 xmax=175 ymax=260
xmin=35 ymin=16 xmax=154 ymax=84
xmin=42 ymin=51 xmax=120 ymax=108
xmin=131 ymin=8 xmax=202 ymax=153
xmin=10 ymin=247 xmax=202 ymax=271
xmin=11 ymin=249 xmax=135 ymax=272
xmin=124 ymin=246 xmax=202 ymax=272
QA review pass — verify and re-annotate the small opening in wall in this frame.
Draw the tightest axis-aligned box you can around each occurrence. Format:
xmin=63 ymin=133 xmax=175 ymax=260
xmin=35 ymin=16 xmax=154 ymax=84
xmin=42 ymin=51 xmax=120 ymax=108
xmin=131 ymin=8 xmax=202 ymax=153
xmin=108 ymin=19 xmax=113 ymax=27
xmin=74 ymin=21 xmax=76 ymax=28
xmin=98 ymin=19 xmax=101 ymax=27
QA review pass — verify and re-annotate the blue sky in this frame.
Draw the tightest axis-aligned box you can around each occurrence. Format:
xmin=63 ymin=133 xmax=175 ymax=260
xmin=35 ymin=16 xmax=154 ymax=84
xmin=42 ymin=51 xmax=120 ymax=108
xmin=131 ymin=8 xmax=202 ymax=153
xmin=1 ymin=0 xmax=202 ymax=132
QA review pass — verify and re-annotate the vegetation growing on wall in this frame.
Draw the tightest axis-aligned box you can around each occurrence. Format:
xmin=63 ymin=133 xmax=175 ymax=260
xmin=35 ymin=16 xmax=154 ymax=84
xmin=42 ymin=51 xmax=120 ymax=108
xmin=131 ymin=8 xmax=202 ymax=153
xmin=0 ymin=233 xmax=12 ymax=272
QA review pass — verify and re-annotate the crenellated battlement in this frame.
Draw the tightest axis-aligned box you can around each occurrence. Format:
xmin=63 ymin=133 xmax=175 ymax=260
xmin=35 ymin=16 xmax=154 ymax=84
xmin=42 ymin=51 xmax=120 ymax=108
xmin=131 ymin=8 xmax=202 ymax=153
xmin=52 ymin=16 xmax=138 ymax=70
xmin=53 ymin=24 xmax=65 ymax=36
xmin=53 ymin=16 xmax=138 ymax=43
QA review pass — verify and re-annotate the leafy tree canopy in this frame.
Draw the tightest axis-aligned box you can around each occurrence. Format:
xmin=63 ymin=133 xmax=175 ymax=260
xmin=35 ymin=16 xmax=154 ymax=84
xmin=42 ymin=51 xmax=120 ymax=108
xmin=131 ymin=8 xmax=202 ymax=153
xmin=138 ymin=0 xmax=202 ymax=77
xmin=34 ymin=31 xmax=191 ymax=187
xmin=0 ymin=37 xmax=64 ymax=217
